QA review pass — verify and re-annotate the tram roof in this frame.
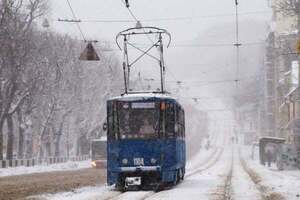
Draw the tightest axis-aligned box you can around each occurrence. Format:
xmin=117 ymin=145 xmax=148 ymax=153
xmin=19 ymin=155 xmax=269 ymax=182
xmin=108 ymin=92 xmax=178 ymax=102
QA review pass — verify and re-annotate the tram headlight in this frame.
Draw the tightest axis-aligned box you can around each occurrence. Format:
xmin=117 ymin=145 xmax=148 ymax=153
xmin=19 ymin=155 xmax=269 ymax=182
xmin=122 ymin=158 xmax=128 ymax=165
xmin=150 ymin=158 xmax=157 ymax=164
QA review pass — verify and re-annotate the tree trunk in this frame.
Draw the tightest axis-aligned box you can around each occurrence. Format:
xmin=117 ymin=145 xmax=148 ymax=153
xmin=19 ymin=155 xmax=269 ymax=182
xmin=54 ymin=111 xmax=71 ymax=157
xmin=54 ymin=134 xmax=61 ymax=157
xmin=17 ymin=109 xmax=24 ymax=159
xmin=76 ymin=137 xmax=81 ymax=156
xmin=38 ymin=102 xmax=55 ymax=159
xmin=0 ymin=118 xmax=5 ymax=160
xmin=6 ymin=115 xmax=14 ymax=160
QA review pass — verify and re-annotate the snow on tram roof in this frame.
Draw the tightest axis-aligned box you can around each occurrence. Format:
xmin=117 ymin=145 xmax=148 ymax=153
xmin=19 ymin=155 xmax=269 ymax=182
xmin=108 ymin=92 xmax=177 ymax=101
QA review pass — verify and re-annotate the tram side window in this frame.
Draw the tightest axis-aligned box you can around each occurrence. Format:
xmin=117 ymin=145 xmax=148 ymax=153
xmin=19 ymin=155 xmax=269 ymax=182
xmin=180 ymin=109 xmax=185 ymax=138
xmin=165 ymin=103 xmax=175 ymax=137
xmin=176 ymin=106 xmax=185 ymax=139
xmin=175 ymin=105 xmax=180 ymax=138
xmin=107 ymin=102 xmax=118 ymax=140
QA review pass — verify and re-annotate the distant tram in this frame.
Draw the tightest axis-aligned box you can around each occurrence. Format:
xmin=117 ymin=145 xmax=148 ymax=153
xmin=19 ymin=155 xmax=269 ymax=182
xmin=106 ymin=93 xmax=185 ymax=190
xmin=91 ymin=137 xmax=107 ymax=168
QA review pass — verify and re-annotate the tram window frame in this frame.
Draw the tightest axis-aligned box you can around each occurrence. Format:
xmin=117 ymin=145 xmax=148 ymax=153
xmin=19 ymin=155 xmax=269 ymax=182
xmin=117 ymin=101 xmax=161 ymax=139
xmin=107 ymin=102 xmax=114 ymax=140
xmin=108 ymin=101 xmax=119 ymax=140
xmin=174 ymin=104 xmax=180 ymax=138
xmin=180 ymin=109 xmax=185 ymax=139
xmin=165 ymin=102 xmax=175 ymax=138
xmin=176 ymin=105 xmax=184 ymax=139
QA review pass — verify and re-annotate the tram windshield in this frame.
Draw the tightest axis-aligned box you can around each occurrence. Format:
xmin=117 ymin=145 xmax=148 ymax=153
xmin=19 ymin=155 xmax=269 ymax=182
xmin=118 ymin=102 xmax=159 ymax=139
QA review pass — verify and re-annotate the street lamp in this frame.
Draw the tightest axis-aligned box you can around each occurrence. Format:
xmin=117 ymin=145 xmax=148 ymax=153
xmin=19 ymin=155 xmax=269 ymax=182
xmin=79 ymin=42 xmax=100 ymax=61
xmin=42 ymin=18 xmax=50 ymax=28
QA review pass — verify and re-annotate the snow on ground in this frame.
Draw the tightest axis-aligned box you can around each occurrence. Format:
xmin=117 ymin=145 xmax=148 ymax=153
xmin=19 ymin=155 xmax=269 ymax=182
xmin=186 ymin=120 xmax=225 ymax=172
xmin=0 ymin=160 xmax=91 ymax=177
xmin=231 ymin=145 xmax=261 ymax=200
xmin=186 ymin=147 xmax=216 ymax=171
xmin=240 ymin=145 xmax=300 ymax=200
xmin=148 ymin=147 xmax=233 ymax=200
xmin=31 ymin=145 xmax=231 ymax=200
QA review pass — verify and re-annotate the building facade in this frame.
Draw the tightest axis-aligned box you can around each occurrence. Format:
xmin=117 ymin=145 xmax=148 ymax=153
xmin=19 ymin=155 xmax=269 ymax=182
xmin=264 ymin=0 xmax=300 ymax=150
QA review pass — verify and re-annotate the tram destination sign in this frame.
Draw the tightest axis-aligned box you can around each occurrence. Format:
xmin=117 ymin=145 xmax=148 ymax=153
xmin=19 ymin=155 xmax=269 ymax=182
xmin=131 ymin=102 xmax=155 ymax=109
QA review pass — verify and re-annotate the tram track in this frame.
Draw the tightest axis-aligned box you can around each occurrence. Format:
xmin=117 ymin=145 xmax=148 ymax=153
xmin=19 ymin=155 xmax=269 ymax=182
xmin=185 ymin=147 xmax=224 ymax=178
xmin=210 ymin=147 xmax=234 ymax=200
xmin=185 ymin=129 xmax=228 ymax=179
xmin=238 ymin=148 xmax=286 ymax=200
xmin=223 ymin=149 xmax=234 ymax=200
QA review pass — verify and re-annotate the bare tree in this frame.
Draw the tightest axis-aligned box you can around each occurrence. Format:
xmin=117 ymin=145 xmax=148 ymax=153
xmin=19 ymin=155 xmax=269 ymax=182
xmin=0 ymin=1 xmax=122 ymax=161
xmin=0 ymin=0 xmax=48 ymax=160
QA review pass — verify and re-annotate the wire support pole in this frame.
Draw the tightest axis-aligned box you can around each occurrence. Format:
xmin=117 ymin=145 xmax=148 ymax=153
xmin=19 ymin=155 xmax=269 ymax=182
xmin=234 ymin=0 xmax=241 ymax=135
xmin=234 ymin=0 xmax=241 ymax=90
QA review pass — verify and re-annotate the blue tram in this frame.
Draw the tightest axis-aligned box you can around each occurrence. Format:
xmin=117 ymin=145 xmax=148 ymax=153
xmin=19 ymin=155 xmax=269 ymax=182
xmin=106 ymin=93 xmax=185 ymax=190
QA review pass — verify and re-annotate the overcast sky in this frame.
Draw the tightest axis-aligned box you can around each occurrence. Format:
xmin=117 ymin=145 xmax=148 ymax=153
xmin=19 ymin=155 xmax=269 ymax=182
xmin=49 ymin=0 xmax=271 ymax=43
xmin=48 ymin=0 xmax=271 ymax=109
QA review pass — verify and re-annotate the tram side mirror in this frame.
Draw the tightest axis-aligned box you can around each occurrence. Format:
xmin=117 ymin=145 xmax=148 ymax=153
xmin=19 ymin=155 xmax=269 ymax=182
xmin=103 ymin=122 xmax=108 ymax=132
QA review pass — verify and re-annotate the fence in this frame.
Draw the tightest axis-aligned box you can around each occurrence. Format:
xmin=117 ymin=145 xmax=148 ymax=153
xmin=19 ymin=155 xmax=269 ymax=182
xmin=0 ymin=155 xmax=90 ymax=168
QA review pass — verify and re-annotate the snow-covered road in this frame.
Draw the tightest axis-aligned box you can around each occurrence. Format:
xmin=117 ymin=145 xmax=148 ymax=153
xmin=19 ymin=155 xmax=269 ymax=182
xmin=0 ymin=160 xmax=91 ymax=177
xmin=29 ymin=130 xmax=229 ymax=200
xmin=27 ymin=134 xmax=300 ymax=200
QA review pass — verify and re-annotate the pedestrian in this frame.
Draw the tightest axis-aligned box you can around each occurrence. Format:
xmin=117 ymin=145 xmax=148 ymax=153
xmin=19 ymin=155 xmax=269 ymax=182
xmin=265 ymin=144 xmax=274 ymax=167
xmin=266 ymin=149 xmax=272 ymax=167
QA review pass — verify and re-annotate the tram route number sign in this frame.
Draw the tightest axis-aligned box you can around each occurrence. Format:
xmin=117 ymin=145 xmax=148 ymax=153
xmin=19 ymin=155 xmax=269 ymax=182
xmin=134 ymin=158 xmax=144 ymax=166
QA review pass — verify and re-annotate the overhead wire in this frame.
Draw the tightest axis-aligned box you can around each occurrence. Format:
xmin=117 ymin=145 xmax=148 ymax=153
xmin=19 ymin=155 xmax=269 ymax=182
xmin=120 ymin=0 xmax=154 ymax=44
xmin=95 ymin=41 xmax=265 ymax=52
xmin=78 ymin=10 xmax=270 ymax=23
xmin=66 ymin=0 xmax=86 ymax=41
xmin=170 ymin=41 xmax=263 ymax=48
xmin=53 ymin=0 xmax=82 ymax=37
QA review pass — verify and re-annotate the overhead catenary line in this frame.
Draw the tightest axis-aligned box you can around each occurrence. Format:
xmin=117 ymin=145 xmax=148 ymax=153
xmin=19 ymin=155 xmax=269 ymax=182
xmin=95 ymin=41 xmax=264 ymax=52
xmin=170 ymin=42 xmax=263 ymax=48
xmin=66 ymin=0 xmax=86 ymax=41
xmin=100 ymin=41 xmax=264 ymax=51
xmin=77 ymin=10 xmax=270 ymax=23
xmin=120 ymin=0 xmax=154 ymax=44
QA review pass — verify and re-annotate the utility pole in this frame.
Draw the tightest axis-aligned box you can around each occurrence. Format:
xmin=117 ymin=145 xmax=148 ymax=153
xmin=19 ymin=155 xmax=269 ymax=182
xmin=234 ymin=0 xmax=242 ymax=139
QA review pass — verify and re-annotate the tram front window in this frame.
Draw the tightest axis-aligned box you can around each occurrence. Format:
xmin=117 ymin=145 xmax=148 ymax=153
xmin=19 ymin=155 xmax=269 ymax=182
xmin=118 ymin=102 xmax=159 ymax=139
